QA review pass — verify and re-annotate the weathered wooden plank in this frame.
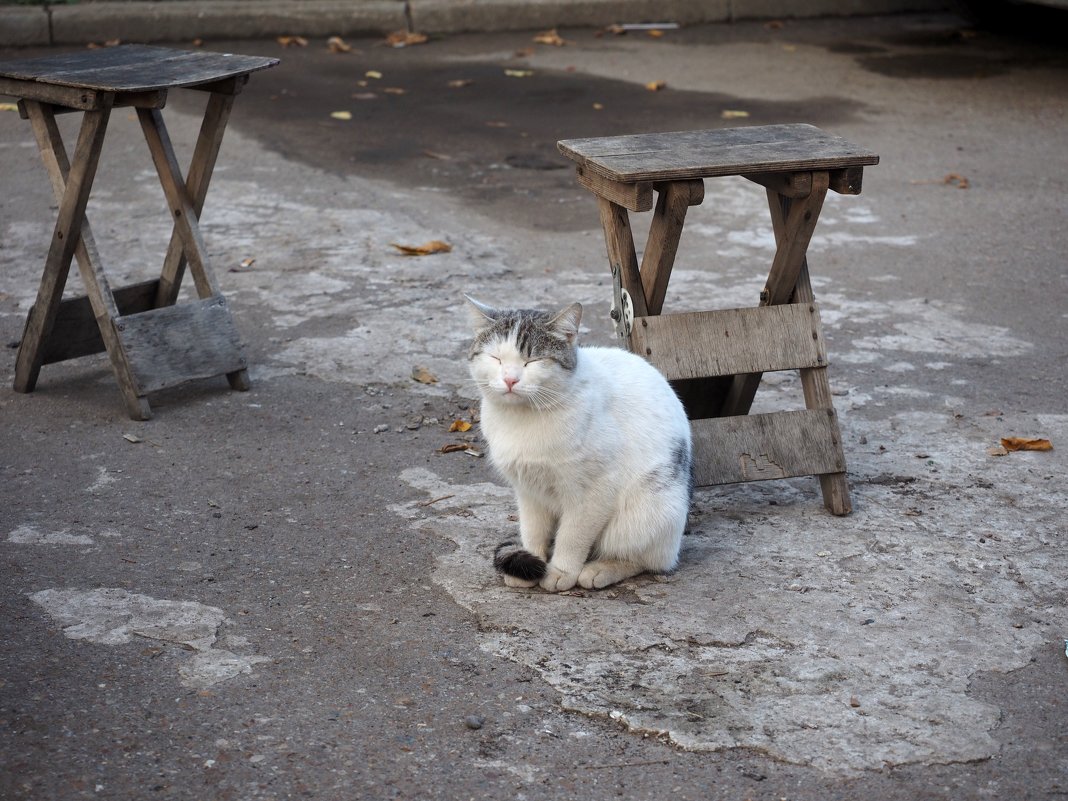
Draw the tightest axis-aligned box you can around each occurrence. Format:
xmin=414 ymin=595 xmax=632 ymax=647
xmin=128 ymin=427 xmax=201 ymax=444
xmin=17 ymin=91 xmax=167 ymax=118
xmin=0 ymin=76 xmax=99 ymax=109
xmin=39 ymin=280 xmax=159 ymax=364
xmin=633 ymin=303 xmax=826 ymax=380
xmin=691 ymin=409 xmax=845 ymax=487
xmin=116 ymin=297 xmax=247 ymax=394
xmin=576 ymin=165 xmax=653 ymax=212
xmin=0 ymin=45 xmax=277 ymax=93
xmin=558 ymin=124 xmax=879 ymax=183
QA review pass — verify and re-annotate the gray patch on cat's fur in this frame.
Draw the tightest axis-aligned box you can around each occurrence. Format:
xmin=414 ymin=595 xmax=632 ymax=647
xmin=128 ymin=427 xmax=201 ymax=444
xmin=643 ymin=437 xmax=693 ymax=499
xmin=468 ymin=307 xmax=578 ymax=370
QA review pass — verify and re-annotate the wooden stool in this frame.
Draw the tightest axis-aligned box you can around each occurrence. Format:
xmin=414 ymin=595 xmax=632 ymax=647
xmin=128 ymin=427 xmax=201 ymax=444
xmin=0 ymin=45 xmax=278 ymax=420
xmin=558 ymin=124 xmax=879 ymax=515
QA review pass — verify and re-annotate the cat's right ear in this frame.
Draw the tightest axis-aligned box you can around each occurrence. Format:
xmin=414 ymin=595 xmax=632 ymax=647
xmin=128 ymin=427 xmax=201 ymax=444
xmin=464 ymin=294 xmax=497 ymax=330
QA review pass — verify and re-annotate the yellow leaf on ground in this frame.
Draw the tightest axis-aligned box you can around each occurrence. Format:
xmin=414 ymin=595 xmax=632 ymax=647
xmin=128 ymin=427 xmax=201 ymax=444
xmin=505 ymin=69 xmax=534 ymax=78
xmin=448 ymin=79 xmax=474 ymax=88
xmin=366 ymin=70 xmax=383 ymax=79
xmin=645 ymin=80 xmax=667 ymax=91
xmin=449 ymin=420 xmax=472 ymax=433
xmin=944 ymin=173 xmax=970 ymax=189
xmin=647 ymin=29 xmax=665 ymax=38
xmin=277 ymin=35 xmax=308 ymax=47
xmin=0 ymin=102 xmax=18 ymax=112
xmin=386 ymin=31 xmax=429 ymax=47
xmin=330 ymin=110 xmax=353 ymax=120
xmin=390 ymin=240 xmax=452 ymax=256
xmin=327 ymin=36 xmax=352 ymax=53
xmin=533 ymin=28 xmax=567 ymax=46
xmin=1000 ymin=437 xmax=1053 ymax=452
xmin=412 ymin=366 xmax=438 ymax=384
xmin=721 ymin=109 xmax=750 ymax=119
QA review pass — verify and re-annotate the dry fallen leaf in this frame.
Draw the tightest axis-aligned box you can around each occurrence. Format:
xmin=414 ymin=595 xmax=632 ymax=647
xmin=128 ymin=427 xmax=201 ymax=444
xmin=1000 ymin=437 xmax=1053 ymax=452
xmin=504 ymin=69 xmax=534 ymax=78
xmin=447 ymin=79 xmax=473 ymax=88
xmin=122 ymin=433 xmax=142 ymax=444
xmin=0 ymin=102 xmax=18 ymax=112
xmin=412 ymin=366 xmax=438 ymax=384
xmin=191 ymin=38 xmax=203 ymax=47
xmin=390 ymin=240 xmax=452 ymax=256
xmin=533 ymin=28 xmax=567 ymax=46
xmin=365 ymin=70 xmax=383 ymax=79
xmin=645 ymin=80 xmax=667 ymax=92
xmin=277 ymin=35 xmax=308 ymax=47
xmin=449 ymin=420 xmax=472 ymax=433
xmin=647 ymin=29 xmax=664 ymax=38
xmin=386 ymin=30 xmax=429 ymax=47
xmin=351 ymin=92 xmax=377 ymax=101
xmin=383 ymin=87 xmax=406 ymax=95
xmin=327 ymin=35 xmax=352 ymax=53
xmin=330 ymin=110 xmax=353 ymax=120
xmin=239 ymin=257 xmax=255 ymax=268
xmin=592 ymin=102 xmax=604 ymax=110
xmin=721 ymin=109 xmax=750 ymax=119
xmin=944 ymin=173 xmax=970 ymax=189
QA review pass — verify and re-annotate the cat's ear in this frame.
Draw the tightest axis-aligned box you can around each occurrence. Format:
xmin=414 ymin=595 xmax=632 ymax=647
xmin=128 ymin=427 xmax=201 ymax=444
xmin=548 ymin=302 xmax=582 ymax=345
xmin=464 ymin=295 xmax=498 ymax=330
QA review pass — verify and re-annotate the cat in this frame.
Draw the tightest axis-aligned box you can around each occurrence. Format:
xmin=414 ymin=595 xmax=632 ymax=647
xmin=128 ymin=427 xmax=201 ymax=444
xmin=465 ymin=296 xmax=693 ymax=592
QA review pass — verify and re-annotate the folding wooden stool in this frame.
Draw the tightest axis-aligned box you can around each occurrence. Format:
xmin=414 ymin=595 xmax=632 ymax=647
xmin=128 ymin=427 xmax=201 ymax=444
xmin=0 ymin=45 xmax=278 ymax=419
xmin=558 ymin=124 xmax=879 ymax=515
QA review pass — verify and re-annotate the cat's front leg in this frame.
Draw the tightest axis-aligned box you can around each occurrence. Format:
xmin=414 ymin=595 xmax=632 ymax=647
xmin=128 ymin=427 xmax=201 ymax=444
xmin=540 ymin=504 xmax=609 ymax=593
xmin=517 ymin=491 xmax=554 ymax=561
xmin=502 ymin=491 xmax=555 ymax=589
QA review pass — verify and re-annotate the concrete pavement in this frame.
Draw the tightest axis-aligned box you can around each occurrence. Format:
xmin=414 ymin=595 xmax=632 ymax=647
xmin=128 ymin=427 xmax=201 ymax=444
xmin=2 ymin=12 xmax=1066 ymax=801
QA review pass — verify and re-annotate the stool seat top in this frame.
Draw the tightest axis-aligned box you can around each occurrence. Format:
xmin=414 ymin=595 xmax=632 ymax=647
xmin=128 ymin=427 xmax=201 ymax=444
xmin=558 ymin=124 xmax=879 ymax=183
xmin=0 ymin=44 xmax=277 ymax=94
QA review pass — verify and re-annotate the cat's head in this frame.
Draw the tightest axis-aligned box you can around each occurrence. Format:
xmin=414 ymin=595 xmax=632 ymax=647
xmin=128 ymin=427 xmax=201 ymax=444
xmin=466 ymin=296 xmax=582 ymax=409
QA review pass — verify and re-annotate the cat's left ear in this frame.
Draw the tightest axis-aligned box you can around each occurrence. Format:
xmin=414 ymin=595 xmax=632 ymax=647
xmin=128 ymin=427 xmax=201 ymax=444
xmin=548 ymin=302 xmax=582 ymax=345
xmin=464 ymin=295 xmax=498 ymax=331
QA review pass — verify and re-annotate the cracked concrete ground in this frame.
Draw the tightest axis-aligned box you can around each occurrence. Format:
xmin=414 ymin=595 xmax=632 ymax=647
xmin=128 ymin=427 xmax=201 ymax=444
xmin=1 ymin=13 xmax=1066 ymax=800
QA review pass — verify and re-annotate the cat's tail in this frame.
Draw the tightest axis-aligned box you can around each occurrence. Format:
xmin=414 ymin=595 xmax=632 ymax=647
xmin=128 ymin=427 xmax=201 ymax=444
xmin=493 ymin=540 xmax=546 ymax=581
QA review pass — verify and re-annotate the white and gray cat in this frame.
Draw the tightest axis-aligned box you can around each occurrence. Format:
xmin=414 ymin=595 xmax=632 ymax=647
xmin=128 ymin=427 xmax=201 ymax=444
xmin=466 ymin=296 xmax=692 ymax=592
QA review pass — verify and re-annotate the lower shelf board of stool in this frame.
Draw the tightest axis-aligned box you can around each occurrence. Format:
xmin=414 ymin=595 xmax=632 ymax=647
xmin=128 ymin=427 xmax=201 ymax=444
xmin=691 ymin=408 xmax=845 ymax=487
xmin=38 ymin=278 xmax=160 ymax=364
xmin=115 ymin=295 xmax=247 ymax=394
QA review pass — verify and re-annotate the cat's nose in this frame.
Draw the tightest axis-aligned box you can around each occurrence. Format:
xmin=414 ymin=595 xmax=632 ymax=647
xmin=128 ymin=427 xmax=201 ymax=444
xmin=503 ymin=376 xmax=519 ymax=391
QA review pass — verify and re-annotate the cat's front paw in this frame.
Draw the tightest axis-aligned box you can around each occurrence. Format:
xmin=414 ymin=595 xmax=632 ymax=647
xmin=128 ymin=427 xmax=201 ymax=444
xmin=540 ymin=564 xmax=579 ymax=593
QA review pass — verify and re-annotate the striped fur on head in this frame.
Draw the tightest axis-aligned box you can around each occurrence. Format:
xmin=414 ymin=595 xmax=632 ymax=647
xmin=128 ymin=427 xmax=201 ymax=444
xmin=466 ymin=299 xmax=580 ymax=371
xmin=493 ymin=540 xmax=547 ymax=581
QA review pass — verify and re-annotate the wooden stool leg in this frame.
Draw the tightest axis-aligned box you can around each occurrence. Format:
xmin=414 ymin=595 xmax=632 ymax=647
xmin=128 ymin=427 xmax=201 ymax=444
xmin=719 ymin=171 xmax=829 ymax=417
xmin=597 ymin=197 xmax=650 ymax=324
xmin=138 ymin=106 xmax=250 ymax=392
xmin=767 ymin=180 xmax=850 ymax=515
xmin=156 ymin=91 xmax=236 ymax=308
xmin=640 ymin=180 xmax=704 ymax=316
xmin=22 ymin=100 xmax=152 ymax=420
xmin=14 ymin=100 xmax=113 ymax=395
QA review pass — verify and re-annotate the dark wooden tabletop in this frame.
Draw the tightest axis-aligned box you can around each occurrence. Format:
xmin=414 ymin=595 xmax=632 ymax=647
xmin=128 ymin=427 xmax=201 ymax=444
xmin=558 ymin=124 xmax=879 ymax=182
xmin=0 ymin=44 xmax=278 ymax=93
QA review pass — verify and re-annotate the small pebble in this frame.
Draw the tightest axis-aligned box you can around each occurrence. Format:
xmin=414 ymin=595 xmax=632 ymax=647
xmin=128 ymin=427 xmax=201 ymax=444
xmin=373 ymin=424 xmax=389 ymax=434
xmin=463 ymin=715 xmax=485 ymax=730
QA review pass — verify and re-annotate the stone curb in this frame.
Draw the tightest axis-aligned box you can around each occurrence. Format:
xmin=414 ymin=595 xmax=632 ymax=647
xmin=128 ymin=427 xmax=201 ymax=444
xmin=1 ymin=0 xmax=949 ymax=48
